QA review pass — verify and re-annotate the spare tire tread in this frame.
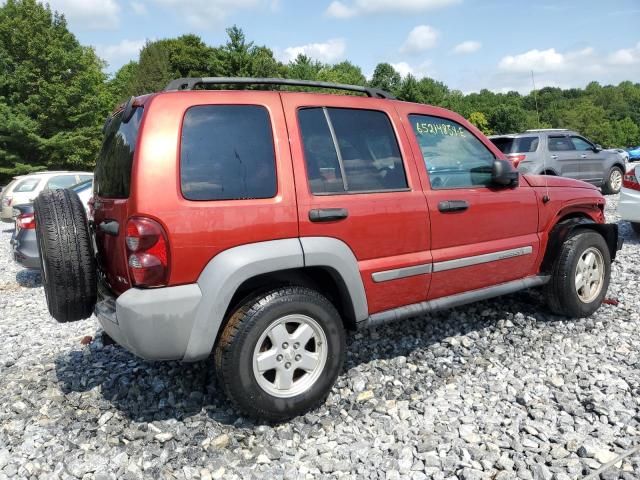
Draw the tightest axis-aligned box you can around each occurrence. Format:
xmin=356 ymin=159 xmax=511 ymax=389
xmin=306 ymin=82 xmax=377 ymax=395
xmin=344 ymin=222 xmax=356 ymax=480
xmin=35 ymin=189 xmax=96 ymax=322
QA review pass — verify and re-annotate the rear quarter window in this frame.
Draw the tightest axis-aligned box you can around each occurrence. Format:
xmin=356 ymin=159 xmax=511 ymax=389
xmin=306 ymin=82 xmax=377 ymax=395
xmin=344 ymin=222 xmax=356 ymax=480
xmin=180 ymin=105 xmax=277 ymax=201
xmin=95 ymin=108 xmax=143 ymax=198
xmin=13 ymin=178 xmax=41 ymax=193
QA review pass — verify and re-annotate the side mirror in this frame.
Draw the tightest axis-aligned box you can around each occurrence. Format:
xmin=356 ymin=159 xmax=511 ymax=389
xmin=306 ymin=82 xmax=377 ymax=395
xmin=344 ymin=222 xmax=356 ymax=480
xmin=593 ymin=144 xmax=602 ymax=152
xmin=492 ymin=159 xmax=519 ymax=187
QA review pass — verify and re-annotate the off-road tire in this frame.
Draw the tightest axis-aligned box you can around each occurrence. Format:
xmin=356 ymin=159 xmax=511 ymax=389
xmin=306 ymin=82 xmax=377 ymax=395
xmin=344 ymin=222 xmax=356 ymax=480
xmin=34 ymin=189 xmax=96 ymax=322
xmin=214 ymin=287 xmax=345 ymax=422
xmin=602 ymin=166 xmax=623 ymax=195
xmin=544 ymin=230 xmax=611 ymax=318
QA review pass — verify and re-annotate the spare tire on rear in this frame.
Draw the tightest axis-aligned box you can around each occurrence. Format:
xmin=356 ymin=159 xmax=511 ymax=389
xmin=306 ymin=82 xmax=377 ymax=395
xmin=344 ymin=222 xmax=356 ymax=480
xmin=34 ymin=189 xmax=97 ymax=322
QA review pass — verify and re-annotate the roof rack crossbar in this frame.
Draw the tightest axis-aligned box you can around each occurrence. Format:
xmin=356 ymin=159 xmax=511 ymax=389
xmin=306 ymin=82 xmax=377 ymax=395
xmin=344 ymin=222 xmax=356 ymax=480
xmin=164 ymin=77 xmax=395 ymax=99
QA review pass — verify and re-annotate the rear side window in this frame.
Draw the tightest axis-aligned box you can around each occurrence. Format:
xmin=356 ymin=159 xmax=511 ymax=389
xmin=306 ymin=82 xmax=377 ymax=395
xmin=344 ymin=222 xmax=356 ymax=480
xmin=491 ymin=136 xmax=539 ymax=154
xmin=95 ymin=108 xmax=143 ymax=198
xmin=548 ymin=136 xmax=573 ymax=151
xmin=46 ymin=175 xmax=78 ymax=189
xmin=13 ymin=178 xmax=40 ymax=193
xmin=298 ymin=107 xmax=407 ymax=194
xmin=181 ymin=105 xmax=276 ymax=201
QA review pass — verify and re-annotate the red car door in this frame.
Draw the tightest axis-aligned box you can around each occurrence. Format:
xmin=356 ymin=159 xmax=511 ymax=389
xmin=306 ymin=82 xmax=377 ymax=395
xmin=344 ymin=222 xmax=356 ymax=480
xmin=281 ymin=93 xmax=431 ymax=315
xmin=395 ymin=103 xmax=540 ymax=300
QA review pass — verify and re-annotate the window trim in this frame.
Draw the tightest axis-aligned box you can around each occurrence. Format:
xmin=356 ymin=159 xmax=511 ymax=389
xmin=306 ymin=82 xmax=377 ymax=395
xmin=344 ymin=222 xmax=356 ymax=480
xmin=297 ymin=106 xmax=411 ymax=196
xmin=178 ymin=103 xmax=278 ymax=202
xmin=407 ymin=112 xmax=496 ymax=191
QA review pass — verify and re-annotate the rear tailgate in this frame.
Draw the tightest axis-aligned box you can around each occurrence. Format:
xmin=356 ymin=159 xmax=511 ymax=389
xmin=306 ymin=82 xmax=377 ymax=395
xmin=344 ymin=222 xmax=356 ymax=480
xmin=93 ymin=107 xmax=144 ymax=295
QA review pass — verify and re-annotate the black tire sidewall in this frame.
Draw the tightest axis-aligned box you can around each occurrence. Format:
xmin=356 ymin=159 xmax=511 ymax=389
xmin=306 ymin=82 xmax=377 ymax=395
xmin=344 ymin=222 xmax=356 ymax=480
xmin=220 ymin=288 xmax=345 ymax=421
xmin=554 ymin=231 xmax=611 ymax=318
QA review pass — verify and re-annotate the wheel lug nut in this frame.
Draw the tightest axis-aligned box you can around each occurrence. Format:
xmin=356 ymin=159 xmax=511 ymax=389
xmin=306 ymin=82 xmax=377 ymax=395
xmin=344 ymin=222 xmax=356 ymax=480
xmin=276 ymin=354 xmax=283 ymax=361
xmin=282 ymin=342 xmax=289 ymax=349
xmin=293 ymin=342 xmax=300 ymax=349
xmin=295 ymin=354 xmax=301 ymax=361
xmin=285 ymin=362 xmax=291 ymax=369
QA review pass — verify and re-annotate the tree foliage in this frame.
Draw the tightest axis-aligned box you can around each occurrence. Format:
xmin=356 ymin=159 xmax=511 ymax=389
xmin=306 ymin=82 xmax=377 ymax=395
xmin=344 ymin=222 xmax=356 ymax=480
xmin=1 ymin=6 xmax=639 ymax=184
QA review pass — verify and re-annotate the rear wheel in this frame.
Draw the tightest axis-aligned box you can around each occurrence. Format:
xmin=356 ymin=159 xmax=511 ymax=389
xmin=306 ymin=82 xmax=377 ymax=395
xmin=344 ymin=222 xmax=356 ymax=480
xmin=602 ymin=166 xmax=623 ymax=195
xmin=544 ymin=230 xmax=611 ymax=318
xmin=214 ymin=287 xmax=345 ymax=422
xmin=34 ymin=189 xmax=96 ymax=322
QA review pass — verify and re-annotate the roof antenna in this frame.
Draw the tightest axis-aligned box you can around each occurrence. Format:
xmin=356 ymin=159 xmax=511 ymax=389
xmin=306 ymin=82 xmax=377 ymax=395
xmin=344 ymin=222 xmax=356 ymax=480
xmin=532 ymin=70 xmax=550 ymax=204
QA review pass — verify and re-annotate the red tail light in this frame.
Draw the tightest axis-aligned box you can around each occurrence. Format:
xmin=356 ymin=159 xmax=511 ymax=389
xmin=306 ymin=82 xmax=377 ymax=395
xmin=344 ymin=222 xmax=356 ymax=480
xmin=17 ymin=212 xmax=36 ymax=229
xmin=125 ymin=217 xmax=170 ymax=287
xmin=507 ymin=154 xmax=526 ymax=167
xmin=623 ymin=166 xmax=640 ymax=192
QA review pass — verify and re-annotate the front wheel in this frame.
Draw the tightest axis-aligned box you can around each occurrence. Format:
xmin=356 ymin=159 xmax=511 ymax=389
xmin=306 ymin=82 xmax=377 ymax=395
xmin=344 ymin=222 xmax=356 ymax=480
xmin=214 ymin=287 xmax=345 ymax=422
xmin=544 ymin=230 xmax=611 ymax=318
xmin=602 ymin=166 xmax=623 ymax=195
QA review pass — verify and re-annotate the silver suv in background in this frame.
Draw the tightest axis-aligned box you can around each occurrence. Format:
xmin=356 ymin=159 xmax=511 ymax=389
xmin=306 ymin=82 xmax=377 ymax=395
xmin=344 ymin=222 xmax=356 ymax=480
xmin=489 ymin=129 xmax=627 ymax=194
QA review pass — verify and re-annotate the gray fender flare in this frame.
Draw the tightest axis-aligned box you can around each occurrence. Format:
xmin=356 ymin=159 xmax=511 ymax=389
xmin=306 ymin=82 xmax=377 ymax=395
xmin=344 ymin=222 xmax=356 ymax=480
xmin=182 ymin=237 xmax=367 ymax=361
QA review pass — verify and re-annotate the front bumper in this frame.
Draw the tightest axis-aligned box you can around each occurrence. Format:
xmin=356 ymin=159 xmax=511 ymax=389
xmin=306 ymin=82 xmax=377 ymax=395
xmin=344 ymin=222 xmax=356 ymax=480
xmin=95 ymin=281 xmax=202 ymax=361
xmin=619 ymin=187 xmax=640 ymax=223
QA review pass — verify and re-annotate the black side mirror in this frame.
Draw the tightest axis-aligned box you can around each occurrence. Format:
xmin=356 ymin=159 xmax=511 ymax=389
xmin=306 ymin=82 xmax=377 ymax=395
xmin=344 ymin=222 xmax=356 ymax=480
xmin=593 ymin=144 xmax=602 ymax=152
xmin=492 ymin=159 xmax=519 ymax=187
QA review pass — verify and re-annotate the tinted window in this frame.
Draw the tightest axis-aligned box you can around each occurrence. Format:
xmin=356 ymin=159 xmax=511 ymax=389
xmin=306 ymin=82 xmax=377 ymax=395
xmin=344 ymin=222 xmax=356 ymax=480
xmin=181 ymin=105 xmax=276 ymax=201
xmin=571 ymin=136 xmax=593 ymax=151
xmin=410 ymin=115 xmax=495 ymax=189
xmin=71 ymin=179 xmax=92 ymax=193
xmin=78 ymin=174 xmax=93 ymax=183
xmin=298 ymin=107 xmax=407 ymax=194
xmin=13 ymin=178 xmax=40 ymax=192
xmin=491 ymin=136 xmax=539 ymax=154
xmin=95 ymin=108 xmax=143 ymax=198
xmin=47 ymin=175 xmax=78 ymax=189
xmin=548 ymin=136 xmax=573 ymax=151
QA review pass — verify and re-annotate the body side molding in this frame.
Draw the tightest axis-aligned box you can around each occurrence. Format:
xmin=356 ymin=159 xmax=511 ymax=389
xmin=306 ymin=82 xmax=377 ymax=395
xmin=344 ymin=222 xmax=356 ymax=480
xmin=433 ymin=246 xmax=533 ymax=272
xmin=362 ymin=275 xmax=550 ymax=328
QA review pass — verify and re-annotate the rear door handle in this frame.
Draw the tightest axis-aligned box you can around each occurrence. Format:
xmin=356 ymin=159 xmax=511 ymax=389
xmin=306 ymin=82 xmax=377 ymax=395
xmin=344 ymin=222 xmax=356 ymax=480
xmin=438 ymin=200 xmax=469 ymax=213
xmin=309 ymin=208 xmax=348 ymax=222
xmin=580 ymin=154 xmax=587 ymax=158
xmin=550 ymin=155 xmax=558 ymax=159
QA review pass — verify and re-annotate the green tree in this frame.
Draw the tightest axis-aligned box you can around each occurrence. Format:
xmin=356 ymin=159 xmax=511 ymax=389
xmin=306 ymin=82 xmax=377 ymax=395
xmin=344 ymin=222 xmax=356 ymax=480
xmin=369 ymin=63 xmax=401 ymax=93
xmin=468 ymin=112 xmax=491 ymax=135
xmin=0 ymin=0 xmax=110 ymax=181
xmin=489 ymin=105 xmax=528 ymax=134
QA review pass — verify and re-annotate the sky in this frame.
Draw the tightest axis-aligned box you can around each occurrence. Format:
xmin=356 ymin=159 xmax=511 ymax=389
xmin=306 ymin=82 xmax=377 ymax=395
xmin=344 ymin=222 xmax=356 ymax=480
xmin=34 ymin=0 xmax=640 ymax=93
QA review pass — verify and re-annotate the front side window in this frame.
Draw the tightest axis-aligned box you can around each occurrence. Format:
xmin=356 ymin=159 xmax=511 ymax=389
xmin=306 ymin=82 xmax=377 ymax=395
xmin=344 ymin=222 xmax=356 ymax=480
xmin=13 ymin=178 xmax=40 ymax=193
xmin=298 ymin=107 xmax=408 ymax=194
xmin=47 ymin=175 xmax=79 ymax=189
xmin=548 ymin=136 xmax=574 ymax=151
xmin=571 ymin=136 xmax=593 ymax=151
xmin=181 ymin=105 xmax=276 ymax=201
xmin=409 ymin=115 xmax=495 ymax=189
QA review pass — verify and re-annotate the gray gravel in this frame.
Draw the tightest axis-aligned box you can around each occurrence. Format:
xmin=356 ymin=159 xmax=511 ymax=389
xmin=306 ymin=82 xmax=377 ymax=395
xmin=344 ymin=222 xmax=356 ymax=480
xmin=1 ymin=195 xmax=639 ymax=480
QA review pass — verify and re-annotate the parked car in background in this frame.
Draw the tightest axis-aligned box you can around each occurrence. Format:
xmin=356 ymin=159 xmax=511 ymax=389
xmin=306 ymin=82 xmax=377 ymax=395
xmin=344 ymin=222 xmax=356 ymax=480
xmin=626 ymin=145 xmax=640 ymax=162
xmin=0 ymin=171 xmax=92 ymax=222
xmin=11 ymin=179 xmax=93 ymax=270
xmin=489 ymin=129 xmax=627 ymax=194
xmin=33 ymin=77 xmax=621 ymax=421
xmin=619 ymin=164 xmax=640 ymax=235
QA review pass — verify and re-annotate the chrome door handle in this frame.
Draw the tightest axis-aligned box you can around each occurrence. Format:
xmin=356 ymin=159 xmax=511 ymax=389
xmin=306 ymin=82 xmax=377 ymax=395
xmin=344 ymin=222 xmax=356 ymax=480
xmin=550 ymin=155 xmax=558 ymax=159
xmin=580 ymin=154 xmax=587 ymax=158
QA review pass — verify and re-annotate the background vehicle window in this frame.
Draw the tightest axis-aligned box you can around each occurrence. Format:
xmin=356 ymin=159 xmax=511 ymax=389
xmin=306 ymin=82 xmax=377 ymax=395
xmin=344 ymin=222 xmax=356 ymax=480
xmin=181 ymin=105 xmax=276 ymax=201
xmin=95 ymin=107 xmax=143 ymax=198
xmin=47 ymin=175 xmax=79 ymax=189
xmin=409 ymin=115 xmax=495 ymax=189
xmin=13 ymin=178 xmax=40 ymax=192
xmin=298 ymin=107 xmax=407 ymax=194
xmin=571 ymin=136 xmax=593 ymax=151
xmin=78 ymin=174 xmax=93 ymax=183
xmin=490 ymin=136 xmax=539 ymax=154
xmin=548 ymin=136 xmax=574 ymax=151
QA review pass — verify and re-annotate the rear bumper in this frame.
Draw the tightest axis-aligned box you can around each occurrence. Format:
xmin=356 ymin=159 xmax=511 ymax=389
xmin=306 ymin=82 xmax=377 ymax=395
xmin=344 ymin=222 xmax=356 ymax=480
xmin=619 ymin=187 xmax=640 ymax=223
xmin=95 ymin=282 xmax=202 ymax=361
xmin=12 ymin=229 xmax=40 ymax=269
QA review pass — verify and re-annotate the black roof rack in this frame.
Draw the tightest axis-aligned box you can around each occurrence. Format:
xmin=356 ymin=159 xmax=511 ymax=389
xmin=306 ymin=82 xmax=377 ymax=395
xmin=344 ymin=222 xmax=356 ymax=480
xmin=164 ymin=77 xmax=395 ymax=100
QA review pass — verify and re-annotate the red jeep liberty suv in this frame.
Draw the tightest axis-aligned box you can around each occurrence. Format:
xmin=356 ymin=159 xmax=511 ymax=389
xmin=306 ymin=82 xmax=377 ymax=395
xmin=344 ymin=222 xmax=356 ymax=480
xmin=35 ymin=78 xmax=622 ymax=421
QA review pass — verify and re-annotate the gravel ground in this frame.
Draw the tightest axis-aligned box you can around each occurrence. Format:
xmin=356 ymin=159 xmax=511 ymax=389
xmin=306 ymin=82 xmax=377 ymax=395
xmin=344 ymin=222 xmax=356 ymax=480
xmin=0 ymin=196 xmax=639 ymax=480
